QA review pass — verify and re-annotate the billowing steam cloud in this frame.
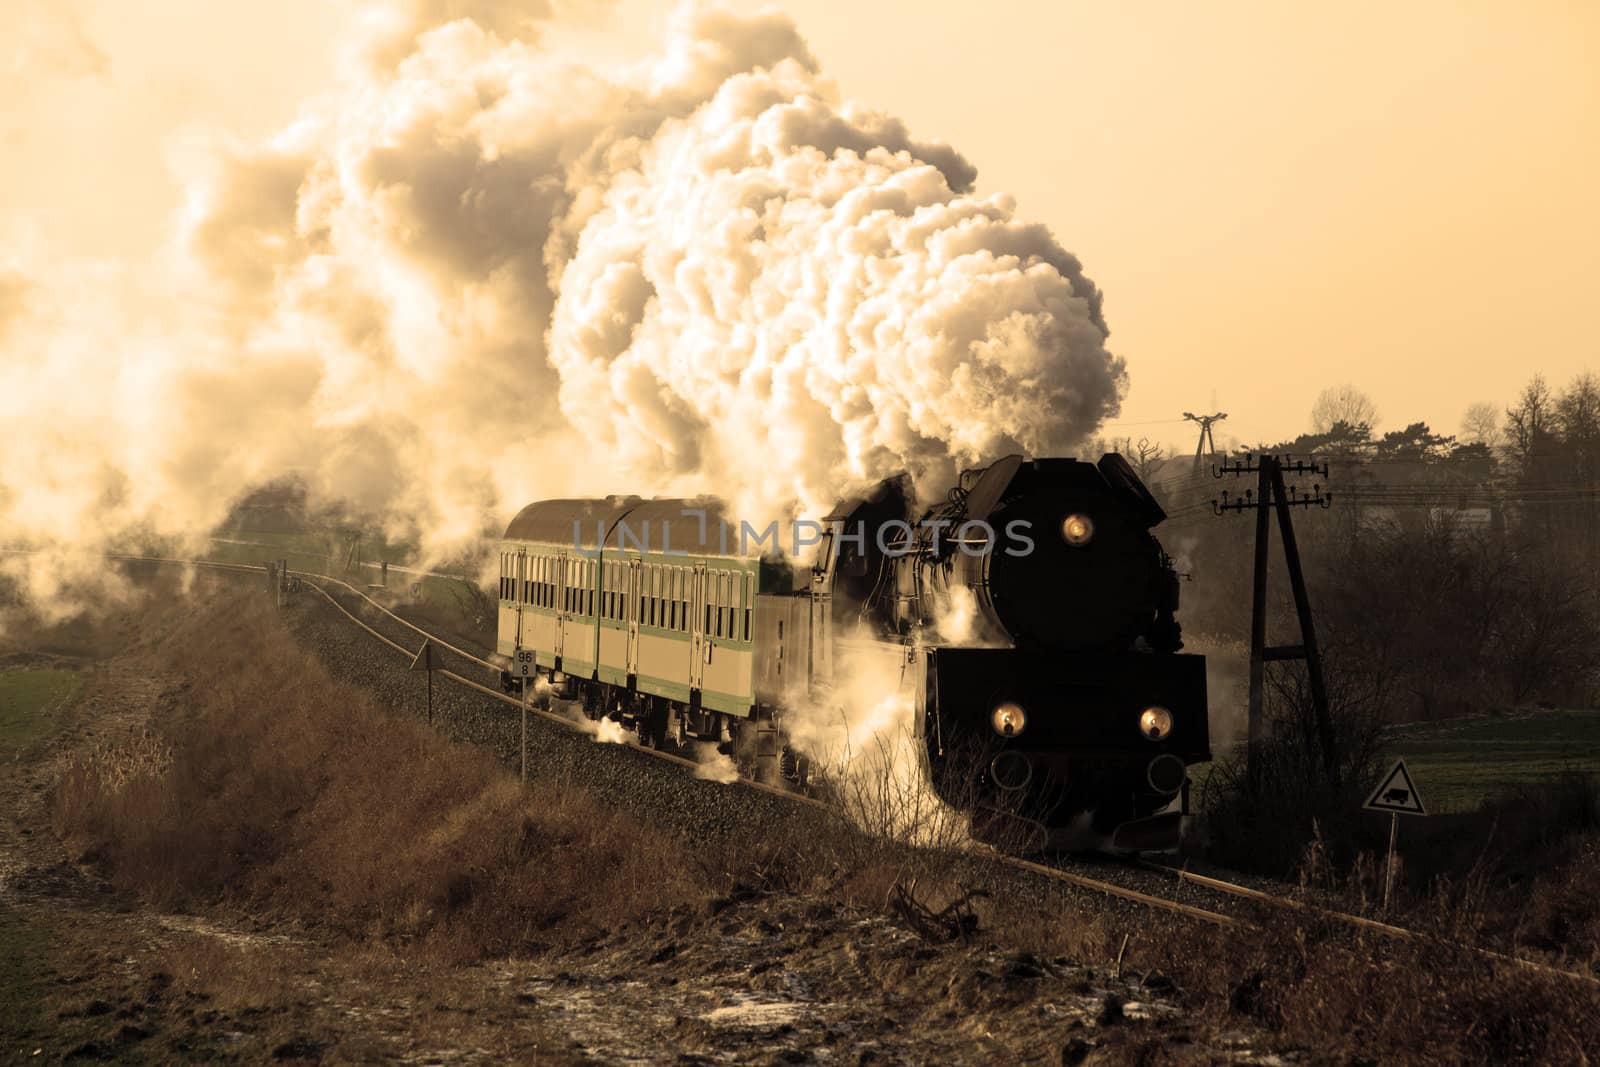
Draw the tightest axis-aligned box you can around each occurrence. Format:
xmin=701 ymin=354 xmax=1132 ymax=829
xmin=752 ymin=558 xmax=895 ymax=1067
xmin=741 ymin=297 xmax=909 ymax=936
xmin=0 ymin=1 xmax=1125 ymax=616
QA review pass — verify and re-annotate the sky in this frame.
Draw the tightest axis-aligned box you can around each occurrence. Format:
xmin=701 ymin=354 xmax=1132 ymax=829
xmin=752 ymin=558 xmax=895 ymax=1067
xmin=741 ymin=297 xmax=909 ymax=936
xmin=4 ymin=0 xmax=1596 ymax=453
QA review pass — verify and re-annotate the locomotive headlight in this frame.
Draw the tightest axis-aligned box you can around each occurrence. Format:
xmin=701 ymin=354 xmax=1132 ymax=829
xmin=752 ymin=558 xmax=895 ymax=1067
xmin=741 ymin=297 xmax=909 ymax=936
xmin=991 ymin=701 xmax=1028 ymax=738
xmin=1139 ymin=705 xmax=1174 ymax=741
xmin=1061 ymin=513 xmax=1095 ymax=546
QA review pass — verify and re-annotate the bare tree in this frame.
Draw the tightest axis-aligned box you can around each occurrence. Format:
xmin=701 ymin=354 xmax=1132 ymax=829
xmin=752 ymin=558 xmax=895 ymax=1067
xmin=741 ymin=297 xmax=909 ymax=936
xmin=1460 ymin=401 xmax=1503 ymax=448
xmin=1555 ymin=373 xmax=1600 ymax=467
xmin=1554 ymin=373 xmax=1600 ymax=569
xmin=447 ymin=579 xmax=497 ymax=634
xmin=1109 ymin=435 xmax=1166 ymax=480
xmin=1096 ymin=435 xmax=1170 ymax=482
xmin=1310 ymin=385 xmax=1380 ymax=435
xmin=1504 ymin=374 xmax=1555 ymax=467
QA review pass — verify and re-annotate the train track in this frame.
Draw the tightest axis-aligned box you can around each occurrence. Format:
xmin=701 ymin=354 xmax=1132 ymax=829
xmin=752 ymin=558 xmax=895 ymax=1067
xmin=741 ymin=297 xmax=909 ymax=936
xmin=54 ymin=554 xmax=1600 ymax=980
xmin=292 ymin=567 xmax=820 ymax=807
xmin=286 ymin=564 xmax=1246 ymax=928
xmin=1133 ymin=857 xmax=1600 ymax=986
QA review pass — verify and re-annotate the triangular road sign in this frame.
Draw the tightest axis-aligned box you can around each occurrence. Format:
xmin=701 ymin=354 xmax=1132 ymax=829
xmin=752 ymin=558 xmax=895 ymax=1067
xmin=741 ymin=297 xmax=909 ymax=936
xmin=409 ymin=640 xmax=441 ymax=672
xmin=1363 ymin=758 xmax=1428 ymax=816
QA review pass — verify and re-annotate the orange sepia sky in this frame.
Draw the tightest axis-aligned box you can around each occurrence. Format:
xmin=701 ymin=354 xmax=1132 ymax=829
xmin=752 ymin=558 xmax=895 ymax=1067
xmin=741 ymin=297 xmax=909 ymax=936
xmin=4 ymin=0 xmax=1596 ymax=451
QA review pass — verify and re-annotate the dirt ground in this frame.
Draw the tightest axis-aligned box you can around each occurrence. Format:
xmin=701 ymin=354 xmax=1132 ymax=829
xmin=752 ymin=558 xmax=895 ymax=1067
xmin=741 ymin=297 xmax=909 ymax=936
xmin=0 ymin=584 xmax=1293 ymax=1066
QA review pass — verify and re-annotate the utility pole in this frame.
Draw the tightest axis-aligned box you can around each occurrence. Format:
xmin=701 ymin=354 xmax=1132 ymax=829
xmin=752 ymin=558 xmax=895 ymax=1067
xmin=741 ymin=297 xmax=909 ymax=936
xmin=1184 ymin=411 xmax=1228 ymax=475
xmin=1212 ymin=455 xmax=1339 ymax=790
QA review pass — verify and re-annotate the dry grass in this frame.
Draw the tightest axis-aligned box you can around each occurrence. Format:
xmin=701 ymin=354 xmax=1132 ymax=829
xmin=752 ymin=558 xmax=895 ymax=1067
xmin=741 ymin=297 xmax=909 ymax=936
xmin=1122 ymin=908 xmax=1600 ymax=1065
xmin=53 ymin=593 xmax=705 ymax=961
xmin=156 ymin=937 xmax=303 ymax=1012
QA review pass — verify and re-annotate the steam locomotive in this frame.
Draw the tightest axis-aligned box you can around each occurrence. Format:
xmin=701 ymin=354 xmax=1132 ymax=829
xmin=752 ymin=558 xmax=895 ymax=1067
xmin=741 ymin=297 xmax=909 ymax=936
xmin=493 ymin=454 xmax=1209 ymax=851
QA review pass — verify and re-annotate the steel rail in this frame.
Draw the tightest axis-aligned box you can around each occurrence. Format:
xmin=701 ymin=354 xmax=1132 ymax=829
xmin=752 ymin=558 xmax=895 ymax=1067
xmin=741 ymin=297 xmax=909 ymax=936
xmin=295 ymin=570 xmax=502 ymax=674
xmin=1001 ymin=854 xmax=1240 ymax=928
xmin=1137 ymin=859 xmax=1600 ymax=986
xmin=294 ymin=571 xmax=827 ymax=811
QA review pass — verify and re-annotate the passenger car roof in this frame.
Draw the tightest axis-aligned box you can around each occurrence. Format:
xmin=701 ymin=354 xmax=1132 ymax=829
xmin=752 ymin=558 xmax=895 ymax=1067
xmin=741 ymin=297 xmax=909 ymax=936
xmin=502 ymin=496 xmax=739 ymax=554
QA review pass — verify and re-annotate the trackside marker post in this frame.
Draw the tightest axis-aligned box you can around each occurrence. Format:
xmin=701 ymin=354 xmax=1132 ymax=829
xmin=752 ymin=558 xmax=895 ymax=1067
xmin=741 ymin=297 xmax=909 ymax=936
xmin=515 ymin=649 xmax=535 ymax=783
xmin=409 ymin=640 xmax=441 ymax=725
xmin=1363 ymin=758 xmax=1428 ymax=914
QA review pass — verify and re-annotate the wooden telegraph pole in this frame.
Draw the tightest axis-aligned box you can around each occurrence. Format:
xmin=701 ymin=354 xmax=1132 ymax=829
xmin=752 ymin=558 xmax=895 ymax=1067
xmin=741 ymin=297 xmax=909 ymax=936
xmin=1212 ymin=455 xmax=1339 ymax=790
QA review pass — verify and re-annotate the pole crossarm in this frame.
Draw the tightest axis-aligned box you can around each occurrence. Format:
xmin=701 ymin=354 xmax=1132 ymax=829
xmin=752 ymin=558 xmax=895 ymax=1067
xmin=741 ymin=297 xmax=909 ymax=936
xmin=1212 ymin=454 xmax=1330 ymax=479
xmin=1212 ymin=485 xmax=1332 ymax=514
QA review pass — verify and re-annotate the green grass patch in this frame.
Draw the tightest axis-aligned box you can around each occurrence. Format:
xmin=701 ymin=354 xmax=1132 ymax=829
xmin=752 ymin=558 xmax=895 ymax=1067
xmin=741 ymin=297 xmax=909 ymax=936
xmin=1387 ymin=710 xmax=1600 ymax=812
xmin=0 ymin=669 xmax=81 ymax=763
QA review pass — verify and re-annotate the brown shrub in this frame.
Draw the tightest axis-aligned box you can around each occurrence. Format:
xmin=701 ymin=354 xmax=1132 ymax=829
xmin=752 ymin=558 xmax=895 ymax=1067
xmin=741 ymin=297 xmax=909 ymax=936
xmin=54 ymin=591 xmax=704 ymax=960
xmin=1510 ymin=838 xmax=1600 ymax=966
xmin=1117 ymin=906 xmax=1600 ymax=1065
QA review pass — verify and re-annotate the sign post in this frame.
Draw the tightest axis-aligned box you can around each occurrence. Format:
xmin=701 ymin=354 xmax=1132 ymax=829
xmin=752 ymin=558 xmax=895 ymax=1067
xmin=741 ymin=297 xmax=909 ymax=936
xmin=1362 ymin=758 xmax=1428 ymax=913
xmin=515 ymin=650 xmax=536 ymax=783
xmin=409 ymin=640 xmax=441 ymax=726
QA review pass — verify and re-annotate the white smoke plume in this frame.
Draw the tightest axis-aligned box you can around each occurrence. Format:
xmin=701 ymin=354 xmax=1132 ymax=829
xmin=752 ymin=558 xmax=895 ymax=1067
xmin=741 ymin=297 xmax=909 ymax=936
xmin=784 ymin=629 xmax=971 ymax=847
xmin=926 ymin=582 xmax=1008 ymax=647
xmin=567 ymin=705 xmax=630 ymax=745
xmin=0 ymin=1 xmax=1126 ymax=620
xmin=691 ymin=740 xmax=738 ymax=783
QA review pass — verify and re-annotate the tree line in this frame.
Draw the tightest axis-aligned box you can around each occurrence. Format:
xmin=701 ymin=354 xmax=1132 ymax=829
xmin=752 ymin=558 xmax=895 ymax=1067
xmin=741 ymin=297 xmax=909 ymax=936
xmin=1134 ymin=374 xmax=1600 ymax=724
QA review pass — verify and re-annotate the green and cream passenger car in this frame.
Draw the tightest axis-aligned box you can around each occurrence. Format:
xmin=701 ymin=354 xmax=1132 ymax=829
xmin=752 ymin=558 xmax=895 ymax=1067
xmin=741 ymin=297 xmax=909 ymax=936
xmin=496 ymin=497 xmax=815 ymax=755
